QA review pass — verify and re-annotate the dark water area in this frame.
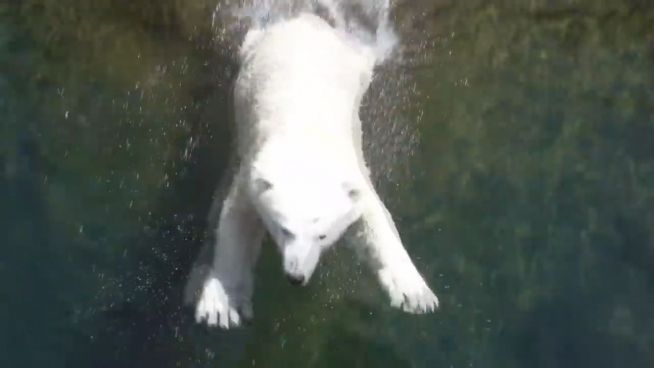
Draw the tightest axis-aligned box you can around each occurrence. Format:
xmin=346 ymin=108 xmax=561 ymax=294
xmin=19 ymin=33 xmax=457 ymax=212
xmin=1 ymin=0 xmax=653 ymax=367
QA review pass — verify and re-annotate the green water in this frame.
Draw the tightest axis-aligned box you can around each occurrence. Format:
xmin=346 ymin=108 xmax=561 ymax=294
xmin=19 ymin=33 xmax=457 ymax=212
xmin=2 ymin=1 xmax=653 ymax=367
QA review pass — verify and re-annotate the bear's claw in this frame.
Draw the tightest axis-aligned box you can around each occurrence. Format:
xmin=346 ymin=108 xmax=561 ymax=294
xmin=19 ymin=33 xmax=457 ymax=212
xmin=379 ymin=265 xmax=439 ymax=314
xmin=195 ymin=277 xmax=252 ymax=329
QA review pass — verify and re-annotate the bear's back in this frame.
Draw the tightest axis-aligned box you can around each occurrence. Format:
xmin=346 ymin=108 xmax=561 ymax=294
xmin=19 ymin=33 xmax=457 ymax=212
xmin=235 ymin=14 xmax=374 ymax=142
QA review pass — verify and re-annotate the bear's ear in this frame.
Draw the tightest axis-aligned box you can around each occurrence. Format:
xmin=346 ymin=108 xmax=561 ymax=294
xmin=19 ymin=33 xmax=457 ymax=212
xmin=343 ymin=182 xmax=361 ymax=201
xmin=253 ymin=177 xmax=273 ymax=195
xmin=250 ymin=165 xmax=273 ymax=195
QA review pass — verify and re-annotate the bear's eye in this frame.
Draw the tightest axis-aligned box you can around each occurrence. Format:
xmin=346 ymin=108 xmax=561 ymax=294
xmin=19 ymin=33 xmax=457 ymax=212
xmin=281 ymin=227 xmax=294 ymax=239
xmin=318 ymin=234 xmax=326 ymax=240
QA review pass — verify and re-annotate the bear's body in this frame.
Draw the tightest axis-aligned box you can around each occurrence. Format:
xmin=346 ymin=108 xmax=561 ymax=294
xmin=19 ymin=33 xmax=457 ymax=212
xmin=191 ymin=14 xmax=438 ymax=328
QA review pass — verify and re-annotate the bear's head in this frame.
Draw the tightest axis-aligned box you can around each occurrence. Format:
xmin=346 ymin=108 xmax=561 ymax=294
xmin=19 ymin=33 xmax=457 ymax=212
xmin=249 ymin=160 xmax=362 ymax=286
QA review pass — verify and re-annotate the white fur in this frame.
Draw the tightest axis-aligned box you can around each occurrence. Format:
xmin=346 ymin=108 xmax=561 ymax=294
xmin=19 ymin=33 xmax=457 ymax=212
xmin=191 ymin=14 xmax=437 ymax=329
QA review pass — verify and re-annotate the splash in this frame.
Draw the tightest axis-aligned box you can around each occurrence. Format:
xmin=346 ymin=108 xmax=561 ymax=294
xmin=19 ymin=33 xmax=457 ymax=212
xmin=211 ymin=0 xmax=398 ymax=63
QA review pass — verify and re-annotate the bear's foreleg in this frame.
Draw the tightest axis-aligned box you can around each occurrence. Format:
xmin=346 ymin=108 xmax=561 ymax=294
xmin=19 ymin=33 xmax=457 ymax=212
xmin=354 ymin=186 xmax=439 ymax=314
xmin=195 ymin=169 xmax=265 ymax=328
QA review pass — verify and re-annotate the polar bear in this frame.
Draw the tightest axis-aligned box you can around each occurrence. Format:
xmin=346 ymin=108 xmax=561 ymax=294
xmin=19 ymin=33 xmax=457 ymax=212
xmin=190 ymin=13 xmax=438 ymax=328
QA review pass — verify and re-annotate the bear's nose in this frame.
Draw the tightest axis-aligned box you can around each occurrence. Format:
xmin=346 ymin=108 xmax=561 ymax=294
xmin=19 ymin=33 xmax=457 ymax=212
xmin=286 ymin=273 xmax=305 ymax=286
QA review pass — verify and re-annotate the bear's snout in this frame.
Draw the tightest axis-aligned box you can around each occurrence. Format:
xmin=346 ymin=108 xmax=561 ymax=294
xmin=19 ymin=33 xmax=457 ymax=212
xmin=283 ymin=243 xmax=320 ymax=286
xmin=286 ymin=273 xmax=305 ymax=286
xmin=283 ymin=255 xmax=307 ymax=286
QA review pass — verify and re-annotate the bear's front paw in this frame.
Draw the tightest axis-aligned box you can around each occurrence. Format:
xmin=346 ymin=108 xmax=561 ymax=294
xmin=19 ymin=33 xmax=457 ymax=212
xmin=378 ymin=265 xmax=439 ymax=314
xmin=195 ymin=277 xmax=253 ymax=329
